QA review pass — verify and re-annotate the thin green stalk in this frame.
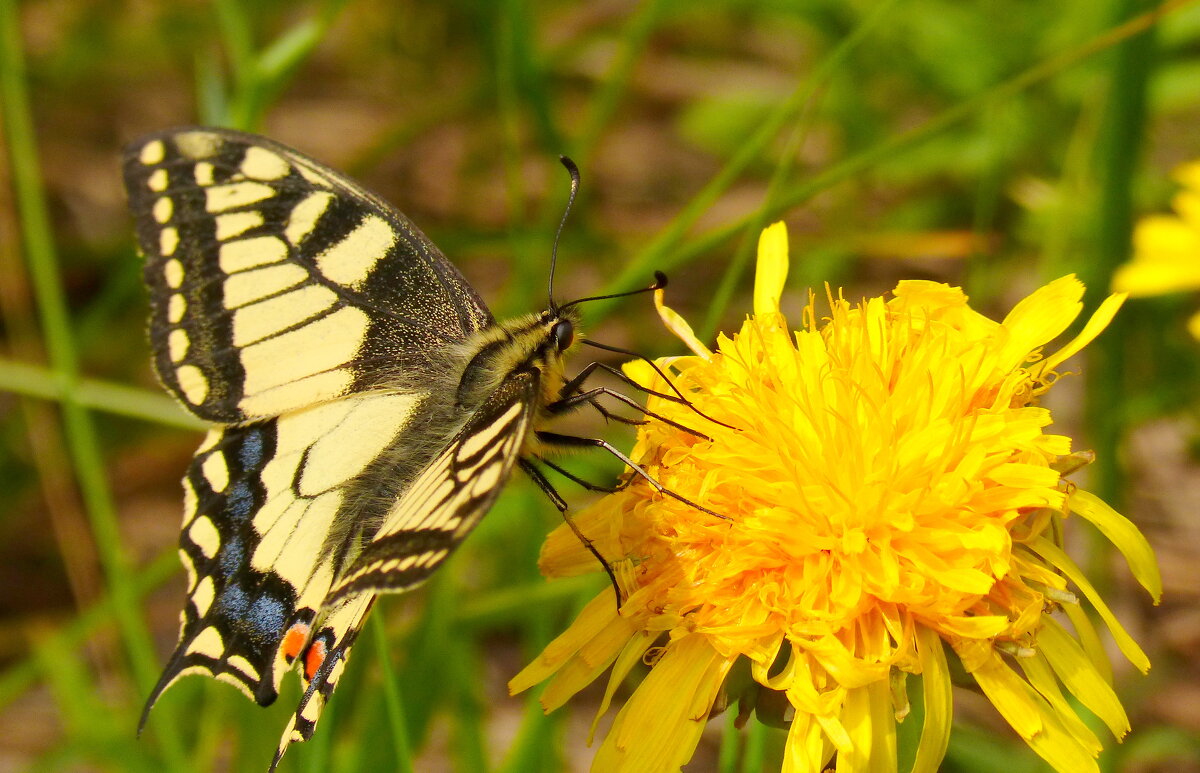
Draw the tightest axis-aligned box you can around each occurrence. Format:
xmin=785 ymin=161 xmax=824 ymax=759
xmin=699 ymin=0 xmax=903 ymax=339
xmin=213 ymin=0 xmax=256 ymax=127
xmin=242 ymin=2 xmax=348 ymax=131
xmin=496 ymin=0 xmax=534 ymax=317
xmin=718 ymin=709 xmax=742 ymax=773
xmin=196 ymin=49 xmax=231 ymax=126
xmin=0 ymin=6 xmax=187 ymax=768
xmin=0 ymin=358 xmax=204 ymax=430
xmin=738 ymin=719 xmax=768 ymax=773
xmin=450 ymin=639 xmax=489 ymax=773
xmin=212 ymin=0 xmax=255 ymax=90
xmin=571 ymin=0 xmax=666 ymax=169
xmin=213 ymin=0 xmax=347 ymax=130
xmin=592 ymin=20 xmax=848 ymax=319
xmin=0 ymin=550 xmax=178 ymax=713
xmin=1084 ymin=0 xmax=1157 ymax=511
xmin=585 ymin=0 xmax=1198 ymax=325
xmin=0 ymin=0 xmax=175 ymax=729
xmin=371 ymin=617 xmax=415 ymax=773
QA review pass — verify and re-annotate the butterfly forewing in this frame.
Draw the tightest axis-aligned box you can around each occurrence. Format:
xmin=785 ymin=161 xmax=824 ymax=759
xmin=123 ymin=128 xmax=492 ymax=422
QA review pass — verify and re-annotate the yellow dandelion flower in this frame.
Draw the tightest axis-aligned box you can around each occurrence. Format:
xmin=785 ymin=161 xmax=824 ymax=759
xmin=511 ymin=222 xmax=1161 ymax=773
xmin=1113 ymin=160 xmax=1200 ymax=338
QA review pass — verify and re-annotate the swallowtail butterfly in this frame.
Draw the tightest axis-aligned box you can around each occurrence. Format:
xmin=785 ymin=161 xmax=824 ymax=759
xmin=123 ymin=127 xmax=666 ymax=769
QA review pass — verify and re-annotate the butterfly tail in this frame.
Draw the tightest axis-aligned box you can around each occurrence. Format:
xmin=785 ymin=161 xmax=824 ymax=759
xmin=269 ymin=592 xmax=376 ymax=772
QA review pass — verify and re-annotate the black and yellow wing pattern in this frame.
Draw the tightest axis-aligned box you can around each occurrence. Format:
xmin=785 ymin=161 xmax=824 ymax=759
xmin=123 ymin=127 xmax=577 ymax=769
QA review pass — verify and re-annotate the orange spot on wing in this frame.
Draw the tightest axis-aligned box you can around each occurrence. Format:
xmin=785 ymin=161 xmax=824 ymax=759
xmin=282 ymin=622 xmax=310 ymax=663
xmin=304 ymin=638 xmax=327 ymax=681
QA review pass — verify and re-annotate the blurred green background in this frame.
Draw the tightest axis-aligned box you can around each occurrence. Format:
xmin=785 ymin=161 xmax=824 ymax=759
xmin=0 ymin=0 xmax=1197 ymax=770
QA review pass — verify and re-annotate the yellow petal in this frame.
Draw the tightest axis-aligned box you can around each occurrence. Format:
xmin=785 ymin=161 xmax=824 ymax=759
xmin=591 ymin=631 xmax=657 ymax=742
xmin=1189 ymin=309 xmax=1200 ymax=340
xmin=986 ymin=462 xmax=1061 ymax=488
xmin=751 ymin=640 xmax=797 ymax=691
xmin=966 ymin=650 xmax=1042 ymax=740
xmin=997 ymin=275 xmax=1083 ymax=371
xmin=621 ymin=359 xmax=660 ymax=390
xmin=837 ymin=682 xmax=896 ymax=773
xmin=1018 ymin=653 xmax=1103 ymax=756
xmin=1028 ymin=538 xmax=1151 ymax=673
xmin=969 ymin=650 xmax=1100 ymax=773
xmin=1069 ymin=489 xmax=1162 ymax=601
xmin=935 ymin=614 xmax=1010 ymax=639
xmin=1061 ymin=602 xmax=1112 ymax=686
xmin=591 ymin=634 xmax=731 ymax=773
xmin=1122 ymin=253 xmax=1200 ymax=292
xmin=911 ymin=626 xmax=952 ymax=773
xmin=1174 ymin=160 xmax=1200 ymax=192
xmin=868 ymin=679 xmax=898 ymax=773
xmin=1037 ymin=617 xmax=1130 ymax=739
xmin=781 ymin=712 xmax=828 ymax=773
xmin=1133 ymin=214 xmax=1200 ymax=256
xmin=1173 ymin=188 xmax=1200 ymax=226
xmin=655 ymin=289 xmax=712 ymax=358
xmin=802 ymin=636 xmax=889 ymax=690
xmin=1036 ymin=293 xmax=1126 ymax=377
xmin=509 ymin=591 xmax=621 ymax=696
xmin=542 ymin=601 xmax=640 ymax=711
xmin=754 ymin=221 xmax=790 ymax=316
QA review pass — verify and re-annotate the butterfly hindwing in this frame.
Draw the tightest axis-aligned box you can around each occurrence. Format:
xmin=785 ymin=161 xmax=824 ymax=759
xmin=144 ymin=422 xmax=284 ymax=710
xmin=331 ymin=368 xmax=540 ymax=601
xmin=271 ymin=593 xmax=375 ymax=771
xmin=262 ymin=369 xmax=540 ymax=769
xmin=143 ymin=390 xmax=433 ymax=720
xmin=123 ymin=127 xmax=492 ymax=422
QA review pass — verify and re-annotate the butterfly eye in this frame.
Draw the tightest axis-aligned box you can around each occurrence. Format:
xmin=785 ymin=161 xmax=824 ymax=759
xmin=552 ymin=319 xmax=574 ymax=351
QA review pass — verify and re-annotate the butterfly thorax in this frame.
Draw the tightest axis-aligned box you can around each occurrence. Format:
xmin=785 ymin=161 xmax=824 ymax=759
xmin=454 ymin=306 xmax=579 ymax=417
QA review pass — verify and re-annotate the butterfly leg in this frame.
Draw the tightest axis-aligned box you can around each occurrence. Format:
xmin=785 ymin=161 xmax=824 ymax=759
xmin=558 ymin=359 xmax=693 ymax=409
xmin=518 ymin=459 xmax=622 ymax=607
xmin=577 ymin=340 xmax=737 ymax=431
xmin=556 ymin=357 xmax=736 ymax=435
xmin=552 ymin=359 xmax=721 ymax=439
xmin=551 ymin=384 xmax=712 ymax=440
xmin=537 ymin=456 xmax=631 ymax=495
xmin=535 ymin=431 xmax=728 ymax=521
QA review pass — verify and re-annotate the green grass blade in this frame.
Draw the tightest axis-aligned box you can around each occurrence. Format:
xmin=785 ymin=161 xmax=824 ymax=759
xmin=0 ymin=358 xmax=205 ymax=430
xmin=585 ymin=0 xmax=1197 ymax=325
xmin=718 ymin=709 xmax=742 ymax=773
xmin=1082 ymin=0 xmax=1157 ymax=513
xmin=371 ymin=617 xmax=415 ymax=773
xmin=212 ymin=0 xmax=255 ymax=126
xmin=699 ymin=0 xmax=904 ymax=339
xmin=571 ymin=0 xmax=666 ymax=168
xmin=0 ymin=4 xmax=188 ymax=766
xmin=0 ymin=550 xmax=178 ymax=714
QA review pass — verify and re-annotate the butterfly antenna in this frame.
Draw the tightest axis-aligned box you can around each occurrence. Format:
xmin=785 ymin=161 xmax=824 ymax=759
xmin=560 ymin=271 xmax=668 ymax=311
xmin=549 ymin=155 xmax=581 ymax=312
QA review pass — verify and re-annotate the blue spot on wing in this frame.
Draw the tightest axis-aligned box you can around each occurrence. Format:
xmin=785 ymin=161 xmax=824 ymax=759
xmin=218 ymin=535 xmax=245 ymax=578
xmin=248 ymin=594 xmax=288 ymax=640
xmin=240 ymin=428 xmax=265 ymax=468
xmin=226 ymin=480 xmax=254 ymax=521
xmin=217 ymin=582 xmax=249 ymax=618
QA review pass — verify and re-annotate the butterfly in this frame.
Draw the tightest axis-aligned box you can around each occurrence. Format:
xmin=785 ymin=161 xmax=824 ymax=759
xmin=122 ymin=127 xmax=682 ymax=770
